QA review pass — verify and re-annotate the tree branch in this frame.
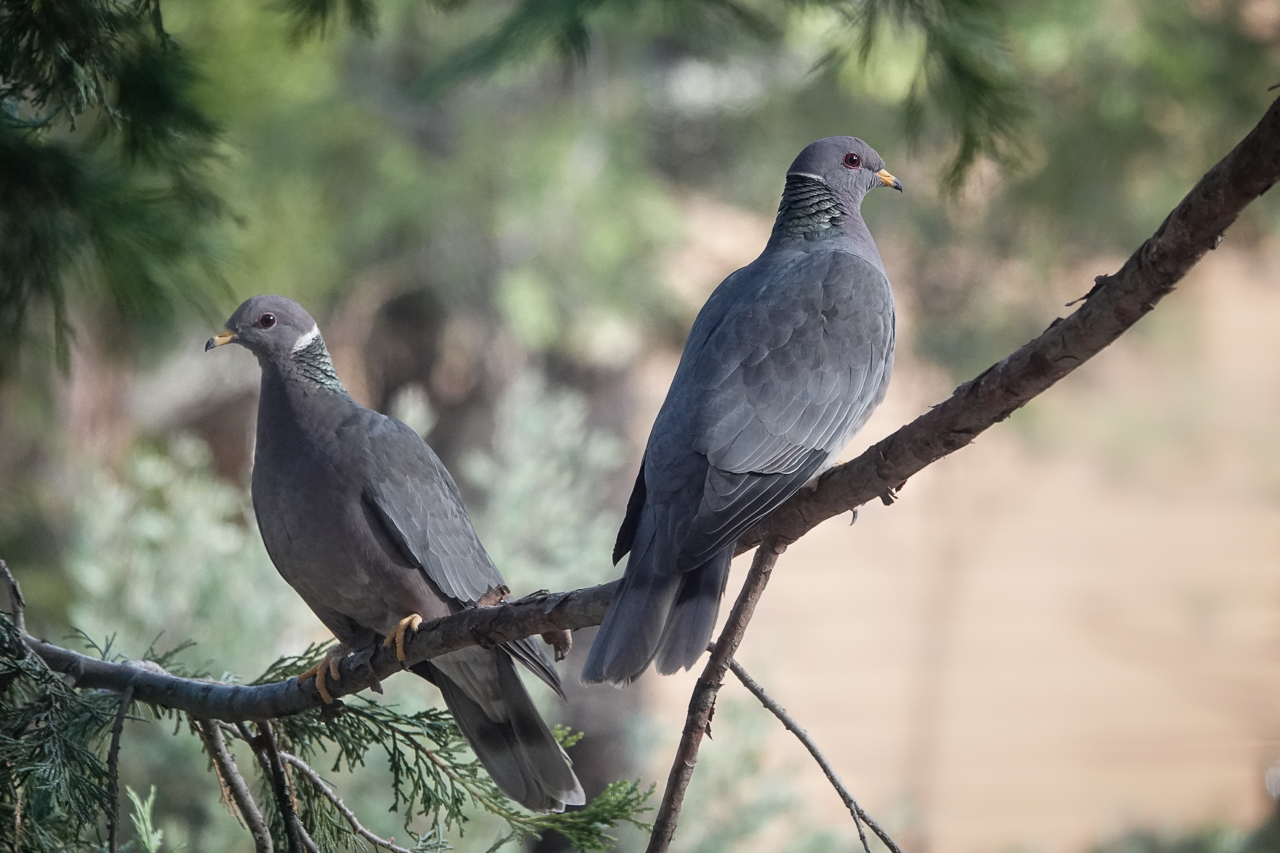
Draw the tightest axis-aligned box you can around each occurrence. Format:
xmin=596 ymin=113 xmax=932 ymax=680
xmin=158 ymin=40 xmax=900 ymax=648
xmin=20 ymin=582 xmax=617 ymax=721
xmin=247 ymin=722 xmax=318 ymax=853
xmin=0 ymin=559 xmax=23 ymax=635
xmin=645 ymin=536 xmax=787 ymax=853
xmin=194 ymin=719 xmax=274 ymax=853
xmin=106 ymin=684 xmax=135 ymax=853
xmin=726 ymin=657 xmax=902 ymax=853
xmin=276 ymin=750 xmax=416 ymax=853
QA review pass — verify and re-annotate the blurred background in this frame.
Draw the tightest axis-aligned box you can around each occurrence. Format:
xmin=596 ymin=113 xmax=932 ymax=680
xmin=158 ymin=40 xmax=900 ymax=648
xmin=3 ymin=0 xmax=1280 ymax=850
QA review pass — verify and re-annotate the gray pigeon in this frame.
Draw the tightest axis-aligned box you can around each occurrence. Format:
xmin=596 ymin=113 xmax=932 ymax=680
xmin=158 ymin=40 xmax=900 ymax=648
xmin=582 ymin=137 xmax=901 ymax=685
xmin=207 ymin=296 xmax=585 ymax=812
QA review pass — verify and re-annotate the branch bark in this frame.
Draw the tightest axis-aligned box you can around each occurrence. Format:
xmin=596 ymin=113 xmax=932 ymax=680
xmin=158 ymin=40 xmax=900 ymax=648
xmin=645 ymin=537 xmax=786 ymax=853
xmin=194 ymin=719 xmax=274 ymax=853
xmin=106 ymin=684 xmax=135 ymax=853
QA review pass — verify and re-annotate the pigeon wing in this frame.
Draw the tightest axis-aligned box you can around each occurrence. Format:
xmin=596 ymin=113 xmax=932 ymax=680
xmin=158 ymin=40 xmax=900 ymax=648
xmin=677 ymin=250 xmax=895 ymax=567
xmin=361 ymin=416 xmax=563 ymax=694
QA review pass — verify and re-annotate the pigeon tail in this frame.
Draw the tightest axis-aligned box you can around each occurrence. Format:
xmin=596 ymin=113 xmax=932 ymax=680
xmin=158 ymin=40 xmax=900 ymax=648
xmin=412 ymin=651 xmax=584 ymax=813
xmin=580 ymin=537 xmax=682 ymax=685
xmin=654 ymin=547 xmax=733 ymax=675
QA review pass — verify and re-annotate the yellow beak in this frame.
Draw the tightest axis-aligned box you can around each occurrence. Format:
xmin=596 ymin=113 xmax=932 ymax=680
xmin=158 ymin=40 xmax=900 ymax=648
xmin=205 ymin=329 xmax=237 ymax=351
xmin=876 ymin=169 xmax=904 ymax=192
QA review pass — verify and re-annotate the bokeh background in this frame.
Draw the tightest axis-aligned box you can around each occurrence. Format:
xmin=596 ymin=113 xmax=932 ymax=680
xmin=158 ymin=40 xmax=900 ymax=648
xmin=4 ymin=0 xmax=1280 ymax=851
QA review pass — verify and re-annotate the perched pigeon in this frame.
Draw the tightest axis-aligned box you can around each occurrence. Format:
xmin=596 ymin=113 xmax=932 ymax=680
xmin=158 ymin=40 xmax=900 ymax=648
xmin=207 ymin=296 xmax=584 ymax=812
xmin=582 ymin=137 xmax=902 ymax=685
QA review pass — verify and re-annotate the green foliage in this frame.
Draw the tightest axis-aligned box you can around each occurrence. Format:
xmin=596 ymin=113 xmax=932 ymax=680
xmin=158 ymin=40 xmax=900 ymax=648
xmin=0 ymin=612 xmax=115 ymax=852
xmin=464 ymin=372 xmax=624 ymax=591
xmin=124 ymin=785 xmax=166 ymax=853
xmin=0 ymin=613 xmax=652 ymax=853
xmin=553 ymin=724 xmax=586 ymax=749
xmin=66 ymin=435 xmax=316 ymax=679
xmin=0 ymin=0 xmax=226 ymax=371
xmin=833 ymin=0 xmax=1029 ymax=190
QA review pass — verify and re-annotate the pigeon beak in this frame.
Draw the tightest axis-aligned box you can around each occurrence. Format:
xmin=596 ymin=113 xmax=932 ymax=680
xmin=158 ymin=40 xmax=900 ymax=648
xmin=205 ymin=329 xmax=237 ymax=351
xmin=876 ymin=169 xmax=904 ymax=192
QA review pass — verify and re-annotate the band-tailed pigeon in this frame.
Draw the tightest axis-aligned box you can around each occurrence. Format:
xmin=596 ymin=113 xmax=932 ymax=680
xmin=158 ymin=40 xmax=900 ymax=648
xmin=582 ymin=137 xmax=901 ymax=685
xmin=207 ymin=296 xmax=584 ymax=812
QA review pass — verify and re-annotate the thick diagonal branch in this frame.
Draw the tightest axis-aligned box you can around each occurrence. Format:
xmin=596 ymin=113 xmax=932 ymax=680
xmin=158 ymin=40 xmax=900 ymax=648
xmin=14 ymin=94 xmax=1280 ymax=726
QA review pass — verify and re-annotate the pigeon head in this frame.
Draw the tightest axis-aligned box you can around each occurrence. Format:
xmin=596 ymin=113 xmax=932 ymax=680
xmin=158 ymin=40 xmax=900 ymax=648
xmin=206 ymin=295 xmax=321 ymax=360
xmin=206 ymin=295 xmax=346 ymax=390
xmin=787 ymin=136 xmax=902 ymax=201
xmin=771 ymin=136 xmax=901 ymax=244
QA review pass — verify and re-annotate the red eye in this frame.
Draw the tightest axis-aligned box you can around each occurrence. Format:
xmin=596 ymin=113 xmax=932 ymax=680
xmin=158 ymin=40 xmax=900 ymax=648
xmin=258 ymin=313 xmax=276 ymax=329
xmin=843 ymin=152 xmax=862 ymax=170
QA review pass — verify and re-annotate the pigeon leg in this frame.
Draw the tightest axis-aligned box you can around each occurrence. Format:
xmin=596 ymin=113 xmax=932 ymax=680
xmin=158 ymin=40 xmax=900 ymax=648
xmin=383 ymin=614 xmax=423 ymax=663
xmin=298 ymin=643 xmax=350 ymax=704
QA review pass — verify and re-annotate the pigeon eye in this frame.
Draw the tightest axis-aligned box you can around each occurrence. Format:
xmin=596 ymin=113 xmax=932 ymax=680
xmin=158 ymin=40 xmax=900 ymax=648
xmin=258 ymin=313 xmax=277 ymax=329
xmin=843 ymin=152 xmax=862 ymax=170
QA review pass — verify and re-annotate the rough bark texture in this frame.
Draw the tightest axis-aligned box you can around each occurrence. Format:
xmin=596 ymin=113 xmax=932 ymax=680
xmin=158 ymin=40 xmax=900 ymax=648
xmin=645 ymin=538 xmax=785 ymax=853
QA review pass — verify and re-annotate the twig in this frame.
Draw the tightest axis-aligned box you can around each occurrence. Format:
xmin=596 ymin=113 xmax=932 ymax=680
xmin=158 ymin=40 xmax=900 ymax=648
xmin=106 ymin=683 xmax=134 ymax=853
xmin=0 ymin=559 xmax=24 ymax=634
xmin=194 ymin=719 xmax=274 ymax=853
xmin=645 ymin=536 xmax=787 ymax=853
xmin=8 ymin=760 xmax=21 ymax=853
xmin=727 ymin=657 xmax=903 ymax=853
xmin=250 ymin=722 xmax=318 ymax=853
xmin=276 ymin=750 xmax=415 ymax=853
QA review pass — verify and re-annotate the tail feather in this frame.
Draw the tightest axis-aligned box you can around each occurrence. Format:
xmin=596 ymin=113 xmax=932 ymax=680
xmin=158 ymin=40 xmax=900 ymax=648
xmin=580 ymin=560 xmax=681 ymax=685
xmin=655 ymin=547 xmax=733 ymax=675
xmin=412 ymin=649 xmax=584 ymax=813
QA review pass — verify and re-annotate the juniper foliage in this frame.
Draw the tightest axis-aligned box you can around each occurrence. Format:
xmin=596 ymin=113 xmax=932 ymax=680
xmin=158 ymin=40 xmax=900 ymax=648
xmin=0 ymin=617 xmax=651 ymax=852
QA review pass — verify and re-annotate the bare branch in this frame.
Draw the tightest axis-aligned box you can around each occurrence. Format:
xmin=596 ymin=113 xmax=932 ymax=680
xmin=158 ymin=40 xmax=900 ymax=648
xmin=646 ymin=536 xmax=787 ymax=853
xmin=106 ymin=684 xmax=135 ymax=853
xmin=248 ymin=723 xmax=318 ymax=853
xmin=277 ymin=750 xmax=415 ymax=853
xmin=0 ymin=559 xmax=24 ymax=635
xmin=726 ymin=657 xmax=902 ymax=853
xmin=21 ymin=582 xmax=616 ymax=721
xmin=194 ymin=719 xmax=274 ymax=853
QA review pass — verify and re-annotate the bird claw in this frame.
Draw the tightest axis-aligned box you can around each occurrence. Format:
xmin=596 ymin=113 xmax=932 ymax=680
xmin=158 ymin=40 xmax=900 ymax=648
xmin=541 ymin=628 xmax=572 ymax=662
xmin=477 ymin=585 xmax=510 ymax=607
xmin=383 ymin=614 xmax=423 ymax=663
xmin=298 ymin=644 xmax=350 ymax=704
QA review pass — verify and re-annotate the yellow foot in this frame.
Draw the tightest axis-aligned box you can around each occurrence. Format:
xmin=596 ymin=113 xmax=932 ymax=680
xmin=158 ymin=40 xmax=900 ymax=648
xmin=298 ymin=645 xmax=347 ymax=704
xmin=382 ymin=614 xmax=423 ymax=663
